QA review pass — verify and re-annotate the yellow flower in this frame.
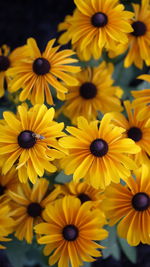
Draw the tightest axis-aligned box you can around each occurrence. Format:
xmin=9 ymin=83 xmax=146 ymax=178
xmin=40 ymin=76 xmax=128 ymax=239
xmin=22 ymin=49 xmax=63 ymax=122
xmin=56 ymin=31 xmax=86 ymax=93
xmin=132 ymin=74 xmax=150 ymax=121
xmin=59 ymin=63 xmax=123 ymax=124
xmin=58 ymin=0 xmax=133 ymax=61
xmin=0 ymin=167 xmax=19 ymax=203
xmin=103 ymin=165 xmax=150 ymax=246
xmin=35 ymin=195 xmax=108 ymax=267
xmin=109 ymin=100 xmax=150 ymax=166
xmin=58 ymin=14 xmax=74 ymax=44
xmin=8 ymin=178 xmax=61 ymax=243
xmin=57 ymin=180 xmax=104 ymax=209
xmin=7 ymin=38 xmax=80 ymax=105
xmin=59 ymin=115 xmax=140 ymax=189
xmin=0 ymin=104 xmax=65 ymax=184
xmin=0 ymin=44 xmax=25 ymax=97
xmin=0 ymin=204 xmax=14 ymax=249
xmin=110 ymin=0 xmax=150 ymax=69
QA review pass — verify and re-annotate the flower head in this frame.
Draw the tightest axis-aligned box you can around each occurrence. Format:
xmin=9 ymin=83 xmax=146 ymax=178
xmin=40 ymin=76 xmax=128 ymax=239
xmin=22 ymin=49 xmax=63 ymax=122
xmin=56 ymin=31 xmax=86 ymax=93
xmin=8 ymin=178 xmax=61 ymax=243
xmin=56 ymin=180 xmax=104 ymax=209
xmin=0 ymin=167 xmax=19 ymax=203
xmin=0 ymin=204 xmax=14 ymax=249
xmin=0 ymin=104 xmax=65 ymax=183
xmin=109 ymin=0 xmax=150 ymax=68
xmin=132 ymin=74 xmax=150 ymax=121
xmin=60 ymin=62 xmax=123 ymax=124
xmin=35 ymin=195 xmax=108 ymax=267
xmin=0 ymin=44 xmax=25 ymax=97
xmin=59 ymin=114 xmax=140 ymax=189
xmin=109 ymin=100 xmax=150 ymax=166
xmin=7 ymin=38 xmax=80 ymax=105
xmin=103 ymin=165 xmax=150 ymax=246
xmin=58 ymin=0 xmax=133 ymax=60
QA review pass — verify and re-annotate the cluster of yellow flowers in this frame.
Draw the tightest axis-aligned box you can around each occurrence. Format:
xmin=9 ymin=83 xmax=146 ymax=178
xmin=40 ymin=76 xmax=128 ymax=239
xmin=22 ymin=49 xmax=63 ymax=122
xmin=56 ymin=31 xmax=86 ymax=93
xmin=0 ymin=0 xmax=150 ymax=267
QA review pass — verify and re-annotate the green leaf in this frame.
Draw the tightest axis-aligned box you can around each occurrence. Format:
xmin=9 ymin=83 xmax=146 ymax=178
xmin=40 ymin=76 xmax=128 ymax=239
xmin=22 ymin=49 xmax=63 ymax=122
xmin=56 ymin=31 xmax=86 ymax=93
xmin=112 ymin=61 xmax=148 ymax=101
xmin=79 ymin=57 xmax=103 ymax=68
xmin=0 ymin=107 xmax=7 ymax=119
xmin=136 ymin=79 xmax=150 ymax=91
xmin=118 ymin=237 xmax=137 ymax=264
xmin=82 ymin=262 xmax=91 ymax=267
xmin=57 ymin=112 xmax=72 ymax=127
xmin=55 ymin=170 xmax=72 ymax=184
xmin=5 ymin=237 xmax=29 ymax=267
xmin=101 ymin=225 xmax=121 ymax=261
xmin=5 ymin=236 xmax=51 ymax=267
xmin=26 ymin=245 xmax=49 ymax=267
xmin=113 ymin=61 xmax=142 ymax=87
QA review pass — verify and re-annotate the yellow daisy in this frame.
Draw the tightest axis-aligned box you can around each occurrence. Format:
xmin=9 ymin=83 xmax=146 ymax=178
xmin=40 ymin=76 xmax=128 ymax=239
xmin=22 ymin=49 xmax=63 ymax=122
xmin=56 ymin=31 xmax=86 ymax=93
xmin=0 ymin=167 xmax=19 ymax=203
xmin=0 ymin=104 xmax=65 ymax=184
xmin=55 ymin=180 xmax=103 ymax=209
xmin=58 ymin=14 xmax=74 ymax=45
xmin=35 ymin=195 xmax=108 ymax=267
xmin=0 ymin=44 xmax=25 ymax=97
xmin=58 ymin=0 xmax=133 ymax=61
xmin=125 ymin=0 xmax=150 ymax=68
xmin=110 ymin=0 xmax=150 ymax=68
xmin=0 ymin=45 xmax=11 ymax=96
xmin=103 ymin=165 xmax=150 ymax=246
xmin=109 ymin=100 xmax=150 ymax=166
xmin=7 ymin=38 xmax=80 ymax=105
xmin=58 ymin=11 xmax=84 ymax=60
xmin=8 ymin=178 xmax=61 ymax=243
xmin=132 ymin=74 xmax=150 ymax=121
xmin=59 ymin=115 xmax=140 ymax=189
xmin=59 ymin=62 xmax=123 ymax=124
xmin=0 ymin=203 xmax=14 ymax=249
xmin=137 ymin=151 xmax=150 ymax=170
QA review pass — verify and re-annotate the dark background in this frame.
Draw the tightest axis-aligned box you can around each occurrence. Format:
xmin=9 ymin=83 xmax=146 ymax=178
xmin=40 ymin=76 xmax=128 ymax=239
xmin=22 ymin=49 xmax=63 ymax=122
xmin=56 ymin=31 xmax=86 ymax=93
xmin=0 ymin=0 xmax=150 ymax=266
xmin=0 ymin=0 xmax=75 ymax=50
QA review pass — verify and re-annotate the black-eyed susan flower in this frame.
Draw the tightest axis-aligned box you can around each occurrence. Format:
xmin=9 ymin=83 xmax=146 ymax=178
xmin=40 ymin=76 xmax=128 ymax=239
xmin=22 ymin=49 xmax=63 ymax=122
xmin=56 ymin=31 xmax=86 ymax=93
xmin=59 ymin=115 xmax=140 ymax=189
xmin=132 ymin=74 xmax=150 ymax=120
xmin=0 ymin=167 xmax=19 ymax=203
xmin=58 ymin=0 xmax=133 ymax=61
xmin=0 ymin=45 xmax=11 ymax=97
xmin=0 ymin=44 xmax=25 ymax=97
xmin=103 ymin=165 xmax=150 ymax=246
xmin=35 ymin=195 xmax=108 ymax=267
xmin=59 ymin=62 xmax=123 ymax=124
xmin=125 ymin=0 xmax=150 ymax=68
xmin=110 ymin=0 xmax=150 ymax=69
xmin=58 ymin=10 xmax=85 ymax=61
xmin=7 ymin=38 xmax=80 ymax=105
xmin=0 ymin=104 xmax=65 ymax=184
xmin=8 ymin=178 xmax=61 ymax=243
xmin=109 ymin=100 xmax=150 ymax=166
xmin=0 ymin=203 xmax=14 ymax=249
xmin=58 ymin=14 xmax=74 ymax=45
xmin=57 ymin=180 xmax=104 ymax=209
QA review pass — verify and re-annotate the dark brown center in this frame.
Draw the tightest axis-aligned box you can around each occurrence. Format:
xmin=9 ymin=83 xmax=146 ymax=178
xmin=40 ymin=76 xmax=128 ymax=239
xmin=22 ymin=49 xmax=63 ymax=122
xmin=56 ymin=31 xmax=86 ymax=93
xmin=132 ymin=21 xmax=147 ymax=37
xmin=127 ymin=127 xmax=142 ymax=142
xmin=132 ymin=192 xmax=149 ymax=211
xmin=0 ymin=185 xmax=6 ymax=196
xmin=77 ymin=193 xmax=91 ymax=204
xmin=91 ymin=12 xmax=108 ymax=28
xmin=27 ymin=202 xmax=42 ymax=217
xmin=90 ymin=139 xmax=108 ymax=157
xmin=33 ymin=57 xmax=50 ymax=75
xmin=18 ymin=130 xmax=36 ymax=149
xmin=80 ymin=82 xmax=97 ymax=99
xmin=0 ymin=56 xmax=10 ymax=71
xmin=62 ymin=224 xmax=79 ymax=241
